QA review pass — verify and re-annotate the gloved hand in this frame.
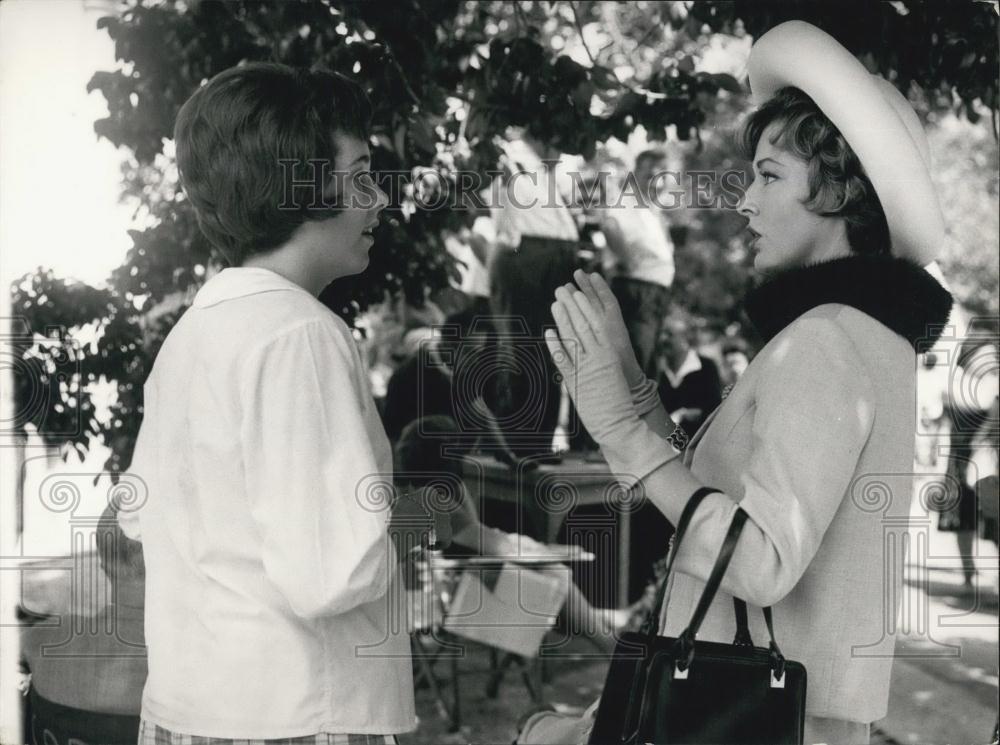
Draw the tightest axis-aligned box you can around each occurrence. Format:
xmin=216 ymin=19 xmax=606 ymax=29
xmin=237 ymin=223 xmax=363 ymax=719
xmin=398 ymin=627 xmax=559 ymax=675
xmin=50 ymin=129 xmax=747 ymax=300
xmin=565 ymin=270 xmax=646 ymax=389
xmin=566 ymin=271 xmax=665 ymax=420
xmin=546 ymin=288 xmax=680 ymax=488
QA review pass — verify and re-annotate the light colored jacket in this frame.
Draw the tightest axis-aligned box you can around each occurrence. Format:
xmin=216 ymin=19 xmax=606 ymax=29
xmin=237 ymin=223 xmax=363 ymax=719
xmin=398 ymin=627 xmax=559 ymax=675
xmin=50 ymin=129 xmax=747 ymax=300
xmin=658 ymin=303 xmax=917 ymax=723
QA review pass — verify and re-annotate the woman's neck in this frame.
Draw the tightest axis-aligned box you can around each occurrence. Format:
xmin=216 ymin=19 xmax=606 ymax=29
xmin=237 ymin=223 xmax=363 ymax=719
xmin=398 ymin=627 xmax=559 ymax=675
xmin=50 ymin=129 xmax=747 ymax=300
xmin=242 ymin=249 xmax=325 ymax=296
xmin=810 ymin=222 xmax=853 ymax=265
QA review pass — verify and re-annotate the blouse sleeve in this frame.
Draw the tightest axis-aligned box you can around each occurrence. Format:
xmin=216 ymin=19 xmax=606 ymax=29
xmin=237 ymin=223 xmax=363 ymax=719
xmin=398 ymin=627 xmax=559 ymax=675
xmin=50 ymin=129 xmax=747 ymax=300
xmin=670 ymin=316 xmax=877 ymax=607
xmin=239 ymin=319 xmax=394 ymax=619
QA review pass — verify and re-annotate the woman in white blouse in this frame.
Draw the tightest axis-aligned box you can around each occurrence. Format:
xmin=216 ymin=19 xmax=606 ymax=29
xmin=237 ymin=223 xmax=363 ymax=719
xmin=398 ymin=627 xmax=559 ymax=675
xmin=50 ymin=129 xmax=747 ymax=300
xmin=122 ymin=63 xmax=451 ymax=745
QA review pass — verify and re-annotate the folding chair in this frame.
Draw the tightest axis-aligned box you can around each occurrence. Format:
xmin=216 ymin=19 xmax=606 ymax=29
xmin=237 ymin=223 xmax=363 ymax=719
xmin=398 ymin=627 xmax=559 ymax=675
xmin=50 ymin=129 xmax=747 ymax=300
xmin=406 ymin=552 xmax=464 ymax=732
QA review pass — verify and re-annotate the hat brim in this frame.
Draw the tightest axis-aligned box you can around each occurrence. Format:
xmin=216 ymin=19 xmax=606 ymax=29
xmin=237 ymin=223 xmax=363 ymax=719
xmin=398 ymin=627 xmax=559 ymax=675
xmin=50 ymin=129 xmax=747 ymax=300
xmin=747 ymin=21 xmax=944 ymax=266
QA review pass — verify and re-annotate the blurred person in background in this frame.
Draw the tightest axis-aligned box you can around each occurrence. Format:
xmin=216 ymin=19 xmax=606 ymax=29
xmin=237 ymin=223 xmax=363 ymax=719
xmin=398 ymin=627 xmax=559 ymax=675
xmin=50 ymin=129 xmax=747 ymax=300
xmin=937 ymin=326 xmax=1000 ymax=587
xmin=599 ymin=150 xmax=676 ymax=378
xmin=381 ymin=308 xmax=522 ymax=470
xmin=568 ymin=167 xmax=613 ymax=274
xmin=654 ymin=311 xmax=724 ymax=439
xmin=394 ymin=416 xmax=627 ymax=654
xmin=489 ymin=131 xmax=580 ymax=458
xmin=720 ymin=338 xmax=751 ymax=388
xmin=914 ymin=350 xmax=950 ymax=468
xmin=19 ymin=501 xmax=146 ymax=745
xmin=445 ymin=189 xmax=495 ymax=320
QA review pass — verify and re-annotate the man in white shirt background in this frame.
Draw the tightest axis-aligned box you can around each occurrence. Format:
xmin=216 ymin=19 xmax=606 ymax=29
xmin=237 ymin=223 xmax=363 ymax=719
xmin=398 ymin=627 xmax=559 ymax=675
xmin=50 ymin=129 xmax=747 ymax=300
xmin=488 ymin=131 xmax=580 ymax=461
xmin=655 ymin=313 xmax=723 ymax=440
xmin=599 ymin=149 xmax=676 ymax=378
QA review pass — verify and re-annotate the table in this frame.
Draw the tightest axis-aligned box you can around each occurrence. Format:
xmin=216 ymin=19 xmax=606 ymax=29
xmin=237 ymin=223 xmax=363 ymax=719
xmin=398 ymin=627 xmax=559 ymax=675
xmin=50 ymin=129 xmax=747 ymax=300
xmin=459 ymin=453 xmax=636 ymax=607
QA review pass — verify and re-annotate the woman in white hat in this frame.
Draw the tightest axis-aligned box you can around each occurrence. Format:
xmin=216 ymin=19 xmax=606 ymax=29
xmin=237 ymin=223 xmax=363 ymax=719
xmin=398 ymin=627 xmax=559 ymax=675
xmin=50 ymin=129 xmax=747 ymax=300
xmin=543 ymin=21 xmax=954 ymax=745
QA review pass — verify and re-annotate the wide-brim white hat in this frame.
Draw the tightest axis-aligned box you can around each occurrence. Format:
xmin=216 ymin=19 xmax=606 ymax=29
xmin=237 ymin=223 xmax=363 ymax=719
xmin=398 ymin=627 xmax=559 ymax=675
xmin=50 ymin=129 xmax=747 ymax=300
xmin=747 ymin=20 xmax=944 ymax=266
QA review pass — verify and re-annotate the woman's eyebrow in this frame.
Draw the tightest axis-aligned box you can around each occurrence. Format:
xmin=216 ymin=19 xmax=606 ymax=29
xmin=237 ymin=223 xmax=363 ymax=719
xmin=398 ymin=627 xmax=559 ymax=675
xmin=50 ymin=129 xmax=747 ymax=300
xmin=350 ymin=154 xmax=371 ymax=168
xmin=755 ymin=157 xmax=784 ymax=171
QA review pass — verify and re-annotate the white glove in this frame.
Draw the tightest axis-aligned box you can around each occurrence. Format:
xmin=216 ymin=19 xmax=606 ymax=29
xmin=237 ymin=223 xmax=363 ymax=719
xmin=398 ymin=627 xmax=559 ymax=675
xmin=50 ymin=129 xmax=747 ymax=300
xmin=564 ymin=271 xmax=677 ymax=435
xmin=564 ymin=270 xmax=647 ymax=390
xmin=545 ymin=287 xmax=681 ymax=488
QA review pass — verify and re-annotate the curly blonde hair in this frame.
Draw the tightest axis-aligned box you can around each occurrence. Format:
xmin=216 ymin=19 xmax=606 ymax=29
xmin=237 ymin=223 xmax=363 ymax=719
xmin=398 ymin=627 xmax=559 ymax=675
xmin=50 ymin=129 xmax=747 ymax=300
xmin=738 ymin=86 xmax=891 ymax=255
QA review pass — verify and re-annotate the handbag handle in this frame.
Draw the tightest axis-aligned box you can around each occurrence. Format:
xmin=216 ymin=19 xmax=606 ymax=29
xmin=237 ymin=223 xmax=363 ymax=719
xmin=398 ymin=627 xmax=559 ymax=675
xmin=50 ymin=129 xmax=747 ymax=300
xmin=675 ymin=508 xmax=749 ymax=649
xmin=638 ymin=488 xmax=786 ymax=664
xmin=621 ymin=493 xmax=787 ymax=743
xmin=670 ymin=508 xmax=748 ymax=672
xmin=639 ymin=486 xmax=721 ymax=639
xmin=622 ymin=490 xmax=792 ymax=743
xmin=672 ymin=510 xmax=787 ymax=680
xmin=734 ymin=599 xmax=787 ymax=680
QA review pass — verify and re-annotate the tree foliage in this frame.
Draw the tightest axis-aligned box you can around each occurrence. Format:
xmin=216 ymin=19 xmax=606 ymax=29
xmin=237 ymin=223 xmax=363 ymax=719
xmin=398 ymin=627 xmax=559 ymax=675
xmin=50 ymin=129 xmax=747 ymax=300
xmin=691 ymin=1 xmax=999 ymax=123
xmin=9 ymin=0 xmax=998 ymax=475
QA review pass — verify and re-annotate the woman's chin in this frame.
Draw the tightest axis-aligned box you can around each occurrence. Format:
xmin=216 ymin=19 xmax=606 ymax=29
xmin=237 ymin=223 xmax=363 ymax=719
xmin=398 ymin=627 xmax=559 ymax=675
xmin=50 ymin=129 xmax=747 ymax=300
xmin=346 ymin=255 xmax=370 ymax=277
xmin=324 ymin=254 xmax=370 ymax=283
xmin=754 ymin=249 xmax=795 ymax=275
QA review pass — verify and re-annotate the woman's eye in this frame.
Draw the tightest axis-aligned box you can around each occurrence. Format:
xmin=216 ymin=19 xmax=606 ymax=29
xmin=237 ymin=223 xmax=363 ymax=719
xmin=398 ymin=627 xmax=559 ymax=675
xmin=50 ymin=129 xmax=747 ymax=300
xmin=760 ymin=171 xmax=777 ymax=184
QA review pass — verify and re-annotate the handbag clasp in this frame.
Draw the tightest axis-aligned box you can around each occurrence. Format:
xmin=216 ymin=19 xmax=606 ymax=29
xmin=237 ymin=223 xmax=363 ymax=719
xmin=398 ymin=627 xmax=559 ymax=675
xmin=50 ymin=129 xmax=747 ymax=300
xmin=673 ymin=662 xmax=689 ymax=680
xmin=770 ymin=668 xmax=785 ymax=688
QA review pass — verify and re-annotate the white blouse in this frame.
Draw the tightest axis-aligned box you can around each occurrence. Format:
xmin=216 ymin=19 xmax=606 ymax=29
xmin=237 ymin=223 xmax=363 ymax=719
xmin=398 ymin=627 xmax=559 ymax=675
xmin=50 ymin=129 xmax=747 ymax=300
xmin=121 ymin=268 xmax=415 ymax=738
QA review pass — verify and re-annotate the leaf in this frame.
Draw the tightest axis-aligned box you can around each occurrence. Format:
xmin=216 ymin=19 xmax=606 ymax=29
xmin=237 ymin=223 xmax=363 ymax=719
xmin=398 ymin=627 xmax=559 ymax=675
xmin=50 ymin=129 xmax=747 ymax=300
xmin=409 ymin=115 xmax=438 ymax=156
xmin=572 ymin=80 xmax=595 ymax=109
xmin=553 ymin=55 xmax=588 ymax=87
xmin=590 ymin=65 xmax=620 ymax=90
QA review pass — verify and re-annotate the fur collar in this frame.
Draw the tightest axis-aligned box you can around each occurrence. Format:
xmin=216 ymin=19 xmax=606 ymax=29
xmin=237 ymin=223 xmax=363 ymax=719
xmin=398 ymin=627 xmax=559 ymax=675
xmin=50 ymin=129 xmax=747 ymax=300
xmin=744 ymin=255 xmax=954 ymax=351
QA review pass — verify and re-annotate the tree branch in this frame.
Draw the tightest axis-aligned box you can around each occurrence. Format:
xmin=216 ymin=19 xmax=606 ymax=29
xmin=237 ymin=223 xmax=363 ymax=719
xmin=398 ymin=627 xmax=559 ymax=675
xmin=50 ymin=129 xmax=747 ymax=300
xmin=381 ymin=41 xmax=422 ymax=106
xmin=633 ymin=12 xmax=665 ymax=54
xmin=569 ymin=1 xmax=599 ymax=66
xmin=513 ymin=1 xmax=528 ymax=34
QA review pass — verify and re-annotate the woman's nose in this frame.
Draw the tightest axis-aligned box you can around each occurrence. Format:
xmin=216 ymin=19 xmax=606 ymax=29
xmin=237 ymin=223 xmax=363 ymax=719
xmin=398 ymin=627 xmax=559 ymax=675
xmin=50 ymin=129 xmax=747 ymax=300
xmin=373 ymin=181 xmax=389 ymax=212
xmin=737 ymin=181 xmax=759 ymax=217
xmin=736 ymin=189 xmax=760 ymax=217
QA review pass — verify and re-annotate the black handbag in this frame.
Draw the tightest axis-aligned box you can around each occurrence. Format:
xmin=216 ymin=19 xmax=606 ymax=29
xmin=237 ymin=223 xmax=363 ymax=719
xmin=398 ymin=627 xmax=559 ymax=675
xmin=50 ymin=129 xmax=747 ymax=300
xmin=588 ymin=487 xmax=807 ymax=745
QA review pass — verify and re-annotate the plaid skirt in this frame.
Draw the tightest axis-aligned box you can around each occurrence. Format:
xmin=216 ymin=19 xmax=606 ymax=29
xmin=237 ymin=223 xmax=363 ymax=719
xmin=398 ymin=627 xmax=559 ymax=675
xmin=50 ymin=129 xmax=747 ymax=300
xmin=138 ymin=720 xmax=398 ymax=745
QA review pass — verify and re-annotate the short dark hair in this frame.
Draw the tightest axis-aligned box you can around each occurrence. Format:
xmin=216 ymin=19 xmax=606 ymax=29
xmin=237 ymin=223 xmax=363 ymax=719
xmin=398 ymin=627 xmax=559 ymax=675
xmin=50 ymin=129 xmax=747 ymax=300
xmin=660 ymin=309 xmax=696 ymax=345
xmin=174 ymin=63 xmax=373 ymax=266
xmin=738 ymin=86 xmax=890 ymax=255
